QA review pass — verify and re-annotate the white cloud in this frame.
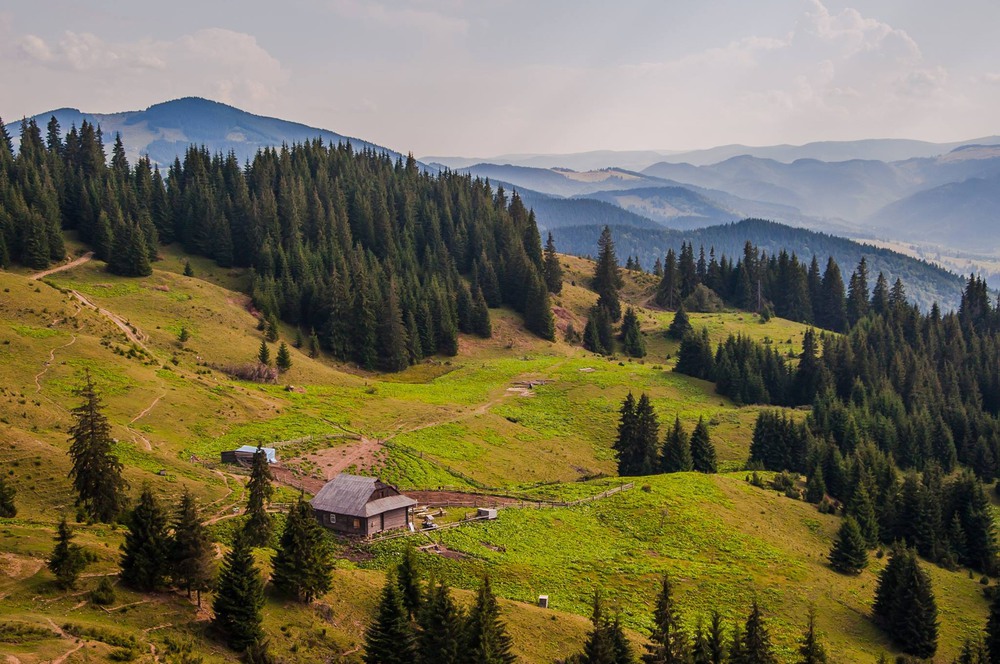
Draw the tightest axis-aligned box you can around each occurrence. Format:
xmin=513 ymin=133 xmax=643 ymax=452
xmin=327 ymin=0 xmax=468 ymax=38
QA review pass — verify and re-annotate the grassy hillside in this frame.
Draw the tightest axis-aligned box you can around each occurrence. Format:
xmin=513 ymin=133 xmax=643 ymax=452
xmin=0 ymin=245 xmax=991 ymax=662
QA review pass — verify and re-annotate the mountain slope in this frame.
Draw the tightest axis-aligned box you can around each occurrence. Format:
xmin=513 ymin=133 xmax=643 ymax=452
xmin=6 ymin=97 xmax=396 ymax=166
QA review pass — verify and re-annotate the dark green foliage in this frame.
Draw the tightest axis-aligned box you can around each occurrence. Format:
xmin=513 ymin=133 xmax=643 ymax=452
xmin=275 ymin=341 xmax=292 ymax=373
xmin=666 ymin=305 xmax=692 ymax=340
xmin=67 ymin=371 xmax=127 ymax=523
xmin=805 ymin=466 xmax=826 ymax=504
xmin=674 ymin=328 xmax=714 ymax=380
xmin=692 ymin=618 xmax=712 ymax=664
xmin=795 ymin=607 xmax=828 ymax=664
xmin=0 ymin=474 xmax=15 ymax=517
xmin=689 ymin=417 xmax=717 ymax=474
xmin=643 ymin=574 xmax=689 ymax=664
xmin=985 ymin=585 xmax=1000 ymax=663
xmin=580 ymin=592 xmax=633 ymax=664
xmin=621 ymin=306 xmax=646 ymax=358
xmin=183 ymin=260 xmax=194 ymax=277
xmin=120 ymin=486 xmax=170 ymax=592
xmin=48 ymin=517 xmax=88 ymax=589
xmin=363 ymin=572 xmax=416 ymax=664
xmin=741 ymin=600 xmax=778 ymax=664
xmin=957 ymin=635 xmax=989 ymax=664
xmin=543 ymin=232 xmax=563 ymax=294
xmin=847 ymin=482 xmax=879 ymax=548
xmin=872 ymin=546 xmax=938 ymax=659
xmin=524 ymin=270 xmax=555 ymax=341
xmin=656 ymin=249 xmax=680 ymax=309
xmin=661 ymin=417 xmax=693 ymax=473
xmin=397 ymin=544 xmax=423 ymax=619
xmin=707 ymin=611 xmax=726 ymax=664
xmin=593 ymin=226 xmax=623 ymax=322
xmin=169 ymin=490 xmax=215 ymax=603
xmin=614 ymin=393 xmax=659 ymax=477
xmin=107 ymin=221 xmax=152 ymax=277
xmin=212 ymin=532 xmax=265 ymax=652
xmin=416 ymin=579 xmax=464 ymax=664
xmin=829 ymin=516 xmax=868 ymax=575
xmin=271 ymin=497 xmax=334 ymax=602
xmin=257 ymin=340 xmax=270 ymax=366
xmin=90 ymin=576 xmax=116 ymax=605
xmin=243 ymin=447 xmax=274 ymax=547
xmin=584 ymin=305 xmax=614 ymax=355
xmin=464 ymin=575 xmax=516 ymax=664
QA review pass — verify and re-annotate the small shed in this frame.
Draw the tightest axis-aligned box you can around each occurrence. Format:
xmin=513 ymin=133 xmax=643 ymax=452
xmin=311 ymin=473 xmax=416 ymax=536
xmin=220 ymin=445 xmax=278 ymax=467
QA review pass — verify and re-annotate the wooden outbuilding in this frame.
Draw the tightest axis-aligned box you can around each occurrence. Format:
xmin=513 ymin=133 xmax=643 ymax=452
xmin=310 ymin=473 xmax=416 ymax=536
xmin=220 ymin=445 xmax=277 ymax=467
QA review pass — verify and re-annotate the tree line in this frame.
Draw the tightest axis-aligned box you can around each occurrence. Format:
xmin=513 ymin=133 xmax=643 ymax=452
xmin=613 ymin=392 xmax=717 ymax=477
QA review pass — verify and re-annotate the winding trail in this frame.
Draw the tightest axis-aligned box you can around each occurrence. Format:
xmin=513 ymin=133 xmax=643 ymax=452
xmin=29 ymin=251 xmax=93 ymax=280
xmin=126 ymin=393 xmax=166 ymax=452
xmin=69 ymin=289 xmax=148 ymax=349
xmin=34 ymin=335 xmax=77 ymax=393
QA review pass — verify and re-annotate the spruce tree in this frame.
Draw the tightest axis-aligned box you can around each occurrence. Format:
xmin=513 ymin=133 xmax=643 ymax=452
xmin=692 ymin=618 xmax=712 ymax=664
xmin=464 ymin=575 xmax=516 ymax=664
xmin=742 ymin=601 xmax=778 ymax=664
xmin=183 ymin=260 xmax=194 ymax=277
xmin=524 ymin=270 xmax=555 ymax=341
xmin=417 ymin=579 xmax=464 ymax=664
xmin=212 ymin=531 xmax=265 ymax=652
xmin=707 ymin=611 xmax=726 ymax=664
xmin=581 ymin=592 xmax=616 ymax=664
xmin=275 ymin=341 xmax=292 ymax=373
xmin=690 ymin=417 xmax=717 ymax=474
xmin=656 ymin=249 xmax=680 ymax=309
xmin=985 ymin=586 xmax=1000 ymax=664
xmin=120 ymin=485 xmax=170 ymax=592
xmin=543 ymin=232 xmax=563 ymax=294
xmin=243 ymin=447 xmax=274 ymax=547
xmin=872 ymin=546 xmax=938 ymax=659
xmin=661 ymin=417 xmax=693 ymax=473
xmin=67 ymin=371 xmax=127 ymax=523
xmin=48 ymin=517 xmax=88 ymax=589
xmin=846 ymin=481 xmax=879 ymax=547
xmin=271 ymin=496 xmax=333 ymax=603
xmin=364 ymin=571 xmax=416 ymax=664
xmin=632 ymin=394 xmax=660 ymax=476
xmin=644 ymin=574 xmax=689 ymax=664
xmin=593 ymin=226 xmax=623 ymax=322
xmin=621 ymin=306 xmax=646 ymax=358
xmin=829 ymin=516 xmax=868 ymax=575
xmin=846 ymin=257 xmax=869 ymax=327
xmin=0 ymin=474 xmax=16 ymax=517
xmin=397 ymin=543 xmax=423 ymax=619
xmin=257 ymin=339 xmax=271 ymax=366
xmin=614 ymin=393 xmax=639 ymax=476
xmin=377 ymin=282 xmax=410 ymax=371
xmin=169 ymin=489 xmax=215 ymax=606
xmin=805 ymin=467 xmax=826 ymax=504
xmin=795 ymin=606 xmax=827 ymax=664
xmin=667 ymin=305 xmax=692 ymax=340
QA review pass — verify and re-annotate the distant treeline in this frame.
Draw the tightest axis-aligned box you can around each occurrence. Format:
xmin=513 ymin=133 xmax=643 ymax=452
xmin=0 ymin=116 xmax=557 ymax=370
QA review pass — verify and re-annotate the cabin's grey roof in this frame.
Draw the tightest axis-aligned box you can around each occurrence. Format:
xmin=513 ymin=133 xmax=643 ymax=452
xmin=310 ymin=474 xmax=416 ymax=518
xmin=233 ymin=445 xmax=277 ymax=463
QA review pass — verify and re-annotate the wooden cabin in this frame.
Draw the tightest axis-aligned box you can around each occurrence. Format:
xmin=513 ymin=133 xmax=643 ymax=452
xmin=310 ymin=473 xmax=416 ymax=536
xmin=220 ymin=445 xmax=277 ymax=467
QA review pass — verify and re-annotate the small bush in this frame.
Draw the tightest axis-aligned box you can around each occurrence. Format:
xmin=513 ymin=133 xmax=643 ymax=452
xmin=771 ymin=470 xmax=796 ymax=492
xmin=90 ymin=576 xmax=116 ymax=605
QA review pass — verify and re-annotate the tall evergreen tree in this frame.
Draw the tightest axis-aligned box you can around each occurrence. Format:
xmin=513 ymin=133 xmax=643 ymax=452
xmin=397 ymin=543 xmax=423 ymax=619
xmin=378 ymin=281 xmax=410 ymax=371
xmin=543 ymin=232 xmax=564 ymax=294
xmin=593 ymin=226 xmax=623 ymax=321
xmin=581 ymin=592 xmax=617 ymax=664
xmin=667 ymin=305 xmax=692 ymax=340
xmin=818 ymin=257 xmax=848 ymax=333
xmin=614 ymin=393 xmax=639 ymax=476
xmin=170 ymin=489 xmax=215 ymax=606
xmin=846 ymin=257 xmax=869 ymax=327
xmin=47 ymin=517 xmax=88 ymax=589
xmin=212 ymin=531 xmax=265 ymax=652
xmin=67 ymin=371 xmax=127 ymax=523
xmin=829 ymin=516 xmax=868 ymax=575
xmin=661 ymin=417 xmax=693 ymax=473
xmin=656 ymin=249 xmax=680 ymax=309
xmin=690 ymin=417 xmax=717 ymax=474
xmin=795 ymin=606 xmax=828 ymax=664
xmin=621 ymin=306 xmax=646 ymax=358
xmin=464 ymin=575 xmax=516 ymax=664
xmin=524 ymin=270 xmax=556 ymax=341
xmin=243 ymin=447 xmax=274 ymax=547
xmin=257 ymin=339 xmax=271 ymax=366
xmin=271 ymin=496 xmax=334 ymax=602
xmin=364 ymin=571 xmax=417 ymax=664
xmin=741 ymin=601 xmax=778 ymax=664
xmin=120 ymin=485 xmax=170 ymax=592
xmin=417 ymin=579 xmax=464 ymax=664
xmin=872 ymin=546 xmax=938 ymax=659
xmin=707 ymin=611 xmax=726 ymax=664
xmin=275 ymin=341 xmax=292 ymax=372
xmin=643 ymin=574 xmax=689 ymax=664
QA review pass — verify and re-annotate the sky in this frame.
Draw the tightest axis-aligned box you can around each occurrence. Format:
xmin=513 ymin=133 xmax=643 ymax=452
xmin=2 ymin=0 xmax=999 ymax=157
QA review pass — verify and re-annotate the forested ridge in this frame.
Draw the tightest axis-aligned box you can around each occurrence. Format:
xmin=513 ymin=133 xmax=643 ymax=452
xmin=0 ymin=116 xmax=556 ymax=370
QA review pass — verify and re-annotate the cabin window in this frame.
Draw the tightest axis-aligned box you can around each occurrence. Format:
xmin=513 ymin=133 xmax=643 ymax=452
xmin=327 ymin=513 xmax=336 ymax=524
xmin=353 ymin=518 xmax=361 ymax=529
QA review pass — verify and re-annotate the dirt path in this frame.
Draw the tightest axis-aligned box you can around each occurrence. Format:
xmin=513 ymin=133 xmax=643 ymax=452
xmin=29 ymin=252 xmax=94 ymax=280
xmin=34 ymin=335 xmax=77 ymax=393
xmin=126 ymin=393 xmax=165 ymax=452
xmin=69 ymin=289 xmax=148 ymax=349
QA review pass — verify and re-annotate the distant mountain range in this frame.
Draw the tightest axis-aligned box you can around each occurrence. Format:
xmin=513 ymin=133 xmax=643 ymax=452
xmin=5 ymin=97 xmax=396 ymax=166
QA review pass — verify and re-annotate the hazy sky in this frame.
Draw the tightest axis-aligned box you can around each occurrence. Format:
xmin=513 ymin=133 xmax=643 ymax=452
xmin=3 ymin=1 xmax=999 ymax=157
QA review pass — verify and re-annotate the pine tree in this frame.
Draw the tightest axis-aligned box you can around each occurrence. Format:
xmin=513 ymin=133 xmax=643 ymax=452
xmin=543 ymin=232 xmax=563 ymax=294
xmin=593 ymin=226 xmax=623 ymax=322
xmin=464 ymin=575 xmax=516 ymax=664
xmin=805 ymin=467 xmax=826 ymax=504
xmin=656 ymin=249 xmax=680 ymax=309
xmin=212 ymin=531 xmax=265 ymax=652
xmin=378 ymin=281 xmax=410 ymax=371
xmin=581 ymin=592 xmax=616 ymax=664
xmin=67 ymin=371 xmax=127 ymax=523
xmin=692 ymin=618 xmax=712 ymax=664
xmin=614 ymin=393 xmax=639 ymax=476
xmin=661 ymin=417 xmax=693 ymax=473
xmin=985 ymin=585 xmax=1000 ymax=664
xmin=818 ymin=257 xmax=847 ymax=333
xmin=243 ymin=447 xmax=274 ymax=547
xmin=275 ymin=341 xmax=292 ymax=372
xmin=742 ymin=601 xmax=778 ymax=664
xmin=872 ymin=546 xmax=938 ymax=659
xmin=674 ymin=329 xmax=714 ymax=380
xmin=621 ymin=306 xmax=646 ymax=358
xmin=107 ymin=221 xmax=152 ymax=277
xmin=397 ymin=543 xmax=423 ymax=619
xmin=120 ymin=485 xmax=170 ymax=592
xmin=271 ymin=496 xmax=333 ymax=602
xmin=364 ymin=571 xmax=416 ymax=664
xmin=525 ymin=270 xmax=556 ymax=341
xmin=257 ymin=339 xmax=271 ymax=366
xmin=846 ymin=257 xmax=869 ymax=327
xmin=170 ymin=489 xmax=215 ymax=606
xmin=0 ymin=474 xmax=16 ymax=517
xmin=48 ymin=517 xmax=88 ymax=589
xmin=643 ymin=574 xmax=689 ymax=663
xmin=308 ymin=330 xmax=320 ymax=358
xmin=690 ymin=417 xmax=717 ymax=474
xmin=795 ymin=606 xmax=827 ymax=664
xmin=707 ymin=611 xmax=726 ymax=664
xmin=846 ymin=481 xmax=879 ymax=547
xmin=417 ymin=579 xmax=464 ymax=664
xmin=183 ymin=260 xmax=194 ymax=277
xmin=667 ymin=305 xmax=692 ymax=340
xmin=829 ymin=516 xmax=868 ymax=575
xmin=632 ymin=394 xmax=660 ymax=476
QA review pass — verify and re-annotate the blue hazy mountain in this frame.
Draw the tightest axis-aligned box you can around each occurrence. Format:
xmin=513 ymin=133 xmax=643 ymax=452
xmin=7 ymin=97 xmax=398 ymax=166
